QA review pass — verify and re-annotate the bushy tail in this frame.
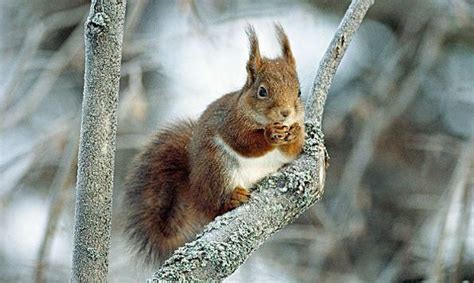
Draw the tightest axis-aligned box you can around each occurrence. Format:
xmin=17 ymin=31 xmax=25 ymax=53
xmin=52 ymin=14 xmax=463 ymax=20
xmin=123 ymin=120 xmax=207 ymax=264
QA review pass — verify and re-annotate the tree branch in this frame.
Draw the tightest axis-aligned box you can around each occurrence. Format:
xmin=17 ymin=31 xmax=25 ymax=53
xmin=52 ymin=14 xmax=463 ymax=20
xmin=71 ymin=0 xmax=126 ymax=282
xmin=428 ymin=138 xmax=474 ymax=283
xmin=149 ymin=0 xmax=374 ymax=281
xmin=305 ymin=0 xmax=375 ymax=124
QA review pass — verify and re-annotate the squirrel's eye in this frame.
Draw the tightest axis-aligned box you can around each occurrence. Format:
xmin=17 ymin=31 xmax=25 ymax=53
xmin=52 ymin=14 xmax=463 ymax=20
xmin=298 ymin=88 xmax=301 ymax=97
xmin=257 ymin=86 xmax=268 ymax=99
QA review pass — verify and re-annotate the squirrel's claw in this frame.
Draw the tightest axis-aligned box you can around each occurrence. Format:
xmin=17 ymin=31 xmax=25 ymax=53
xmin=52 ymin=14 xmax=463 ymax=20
xmin=265 ymin=122 xmax=301 ymax=145
xmin=222 ymin=187 xmax=251 ymax=213
xmin=285 ymin=122 xmax=302 ymax=142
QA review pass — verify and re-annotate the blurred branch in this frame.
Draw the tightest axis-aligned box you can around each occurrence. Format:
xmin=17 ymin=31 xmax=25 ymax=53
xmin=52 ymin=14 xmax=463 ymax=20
xmin=323 ymin=39 xmax=413 ymax=136
xmin=123 ymin=0 xmax=149 ymax=42
xmin=376 ymin=138 xmax=474 ymax=282
xmin=1 ymin=0 xmax=151 ymax=130
xmin=119 ymin=63 xmax=148 ymax=126
xmin=450 ymin=0 xmax=471 ymax=27
xmin=333 ymin=8 xmax=449 ymax=233
xmin=450 ymin=162 xmax=473 ymax=283
xmin=428 ymin=138 xmax=474 ymax=283
xmin=35 ymin=131 xmax=78 ymax=283
xmin=0 ymin=4 xmax=88 ymax=114
xmin=0 ymin=114 xmax=73 ymax=171
xmin=0 ymin=153 xmax=36 ymax=209
xmin=0 ymin=116 xmax=74 ymax=210
xmin=1 ymin=20 xmax=84 ymax=129
xmin=149 ymin=0 xmax=373 ymax=281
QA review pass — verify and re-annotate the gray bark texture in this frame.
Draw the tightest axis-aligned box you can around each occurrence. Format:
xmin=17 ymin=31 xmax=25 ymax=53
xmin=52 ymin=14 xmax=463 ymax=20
xmin=149 ymin=0 xmax=374 ymax=281
xmin=71 ymin=1 xmax=126 ymax=282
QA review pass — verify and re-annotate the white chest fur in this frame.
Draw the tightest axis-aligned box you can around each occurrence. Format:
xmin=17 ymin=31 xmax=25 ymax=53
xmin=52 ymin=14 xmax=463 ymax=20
xmin=214 ymin=135 xmax=294 ymax=189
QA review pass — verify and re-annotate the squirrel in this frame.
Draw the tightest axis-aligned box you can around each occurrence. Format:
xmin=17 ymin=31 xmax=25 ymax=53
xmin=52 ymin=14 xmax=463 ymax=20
xmin=123 ymin=24 xmax=305 ymax=264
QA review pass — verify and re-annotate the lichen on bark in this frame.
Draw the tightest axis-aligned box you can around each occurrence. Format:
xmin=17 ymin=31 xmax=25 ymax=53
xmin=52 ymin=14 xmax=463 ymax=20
xmin=150 ymin=123 xmax=326 ymax=282
xmin=71 ymin=0 xmax=126 ymax=282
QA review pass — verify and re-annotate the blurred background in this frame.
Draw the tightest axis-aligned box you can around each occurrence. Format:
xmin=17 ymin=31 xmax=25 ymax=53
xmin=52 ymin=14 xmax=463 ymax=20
xmin=1 ymin=0 xmax=473 ymax=282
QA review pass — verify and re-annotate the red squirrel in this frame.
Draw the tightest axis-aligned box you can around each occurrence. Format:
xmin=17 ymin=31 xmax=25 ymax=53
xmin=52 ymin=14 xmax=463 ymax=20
xmin=124 ymin=25 xmax=304 ymax=264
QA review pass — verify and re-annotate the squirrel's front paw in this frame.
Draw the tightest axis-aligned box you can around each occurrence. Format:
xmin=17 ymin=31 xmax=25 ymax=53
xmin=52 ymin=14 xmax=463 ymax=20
xmin=265 ymin=122 xmax=290 ymax=145
xmin=285 ymin=122 xmax=302 ymax=142
xmin=223 ymin=187 xmax=250 ymax=212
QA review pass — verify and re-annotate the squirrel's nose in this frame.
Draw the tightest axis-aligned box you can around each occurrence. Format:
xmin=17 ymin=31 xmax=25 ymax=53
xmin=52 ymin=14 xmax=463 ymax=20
xmin=280 ymin=109 xmax=290 ymax=118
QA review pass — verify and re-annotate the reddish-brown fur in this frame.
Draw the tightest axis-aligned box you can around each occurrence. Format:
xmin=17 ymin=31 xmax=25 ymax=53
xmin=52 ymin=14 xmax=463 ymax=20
xmin=124 ymin=121 xmax=210 ymax=263
xmin=123 ymin=25 xmax=305 ymax=264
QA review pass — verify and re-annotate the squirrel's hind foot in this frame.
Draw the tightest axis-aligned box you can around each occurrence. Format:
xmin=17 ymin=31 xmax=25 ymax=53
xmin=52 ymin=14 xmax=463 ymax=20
xmin=222 ymin=187 xmax=250 ymax=213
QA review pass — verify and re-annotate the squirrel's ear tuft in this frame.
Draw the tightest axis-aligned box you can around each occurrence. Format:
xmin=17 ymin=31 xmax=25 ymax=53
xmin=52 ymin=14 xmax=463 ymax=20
xmin=246 ymin=25 xmax=262 ymax=86
xmin=275 ymin=24 xmax=295 ymax=67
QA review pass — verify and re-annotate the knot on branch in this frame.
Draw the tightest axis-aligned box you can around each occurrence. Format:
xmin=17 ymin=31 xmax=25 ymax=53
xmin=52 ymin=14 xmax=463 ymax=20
xmin=335 ymin=34 xmax=346 ymax=59
xmin=86 ymin=12 xmax=109 ymax=35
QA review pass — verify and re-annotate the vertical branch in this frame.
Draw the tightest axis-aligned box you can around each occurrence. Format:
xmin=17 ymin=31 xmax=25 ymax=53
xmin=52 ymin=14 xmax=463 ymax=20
xmin=428 ymin=139 xmax=474 ymax=283
xmin=71 ymin=0 xmax=126 ymax=282
xmin=450 ymin=165 xmax=473 ymax=283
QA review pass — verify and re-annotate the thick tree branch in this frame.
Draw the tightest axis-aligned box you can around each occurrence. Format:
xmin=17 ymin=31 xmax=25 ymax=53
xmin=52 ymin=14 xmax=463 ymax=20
xmin=71 ymin=0 xmax=126 ymax=282
xmin=149 ymin=0 xmax=374 ymax=281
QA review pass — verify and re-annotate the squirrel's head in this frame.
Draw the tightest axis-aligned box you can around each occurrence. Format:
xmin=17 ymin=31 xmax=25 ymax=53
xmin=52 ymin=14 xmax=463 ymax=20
xmin=239 ymin=24 xmax=303 ymax=127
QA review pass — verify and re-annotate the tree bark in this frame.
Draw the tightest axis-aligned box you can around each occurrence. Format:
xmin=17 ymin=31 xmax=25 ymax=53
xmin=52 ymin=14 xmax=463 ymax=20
xmin=149 ymin=0 xmax=374 ymax=281
xmin=71 ymin=1 xmax=126 ymax=282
